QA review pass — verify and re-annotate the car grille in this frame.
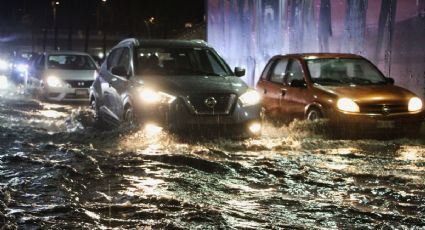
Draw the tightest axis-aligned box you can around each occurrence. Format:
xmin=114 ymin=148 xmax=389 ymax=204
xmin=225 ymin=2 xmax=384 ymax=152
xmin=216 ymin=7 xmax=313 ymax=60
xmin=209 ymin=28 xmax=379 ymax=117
xmin=360 ymin=104 xmax=408 ymax=114
xmin=186 ymin=94 xmax=236 ymax=115
xmin=65 ymin=80 xmax=93 ymax=88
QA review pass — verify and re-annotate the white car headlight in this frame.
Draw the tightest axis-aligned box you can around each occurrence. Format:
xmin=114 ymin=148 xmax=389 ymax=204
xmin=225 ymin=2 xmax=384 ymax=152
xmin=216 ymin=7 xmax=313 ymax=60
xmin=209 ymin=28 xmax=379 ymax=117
xmin=0 ymin=60 xmax=8 ymax=71
xmin=46 ymin=76 xmax=63 ymax=87
xmin=139 ymin=88 xmax=176 ymax=104
xmin=239 ymin=90 xmax=261 ymax=107
xmin=0 ymin=75 xmax=8 ymax=89
xmin=408 ymin=97 xmax=423 ymax=112
xmin=16 ymin=64 xmax=28 ymax=73
xmin=337 ymin=98 xmax=360 ymax=112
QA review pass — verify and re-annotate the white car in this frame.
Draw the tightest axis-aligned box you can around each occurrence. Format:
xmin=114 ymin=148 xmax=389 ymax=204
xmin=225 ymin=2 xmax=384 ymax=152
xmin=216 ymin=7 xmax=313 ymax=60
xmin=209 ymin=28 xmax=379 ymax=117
xmin=28 ymin=51 xmax=98 ymax=102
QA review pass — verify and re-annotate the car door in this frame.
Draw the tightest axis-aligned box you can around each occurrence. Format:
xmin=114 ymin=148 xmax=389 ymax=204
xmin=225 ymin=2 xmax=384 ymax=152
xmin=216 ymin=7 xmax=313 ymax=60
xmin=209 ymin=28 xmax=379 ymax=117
xmin=281 ymin=58 xmax=309 ymax=120
xmin=109 ymin=46 xmax=133 ymax=120
xmin=256 ymin=57 xmax=289 ymax=119
xmin=98 ymin=48 xmax=123 ymax=121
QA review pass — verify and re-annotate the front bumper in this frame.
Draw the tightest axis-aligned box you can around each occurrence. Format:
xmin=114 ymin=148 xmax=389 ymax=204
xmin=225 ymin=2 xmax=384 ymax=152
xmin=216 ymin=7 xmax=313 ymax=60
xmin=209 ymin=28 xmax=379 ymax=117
xmin=44 ymin=86 xmax=90 ymax=102
xmin=135 ymin=100 xmax=262 ymax=136
xmin=327 ymin=108 xmax=425 ymax=135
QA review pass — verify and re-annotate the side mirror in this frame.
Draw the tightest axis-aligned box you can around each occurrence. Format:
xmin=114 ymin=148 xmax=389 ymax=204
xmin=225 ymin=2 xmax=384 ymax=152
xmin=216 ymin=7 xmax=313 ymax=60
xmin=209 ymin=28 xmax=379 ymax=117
xmin=234 ymin=67 xmax=245 ymax=77
xmin=386 ymin=77 xmax=395 ymax=84
xmin=290 ymin=79 xmax=307 ymax=88
xmin=111 ymin=66 xmax=128 ymax=77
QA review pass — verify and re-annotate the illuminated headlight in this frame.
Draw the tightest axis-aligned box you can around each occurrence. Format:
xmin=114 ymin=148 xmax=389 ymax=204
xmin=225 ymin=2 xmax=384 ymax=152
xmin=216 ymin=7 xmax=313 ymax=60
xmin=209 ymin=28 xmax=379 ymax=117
xmin=16 ymin=64 xmax=28 ymax=73
xmin=0 ymin=75 xmax=8 ymax=89
xmin=46 ymin=76 xmax=63 ymax=87
xmin=337 ymin=98 xmax=360 ymax=113
xmin=239 ymin=90 xmax=261 ymax=107
xmin=408 ymin=97 xmax=423 ymax=112
xmin=139 ymin=88 xmax=176 ymax=104
xmin=248 ymin=122 xmax=262 ymax=134
xmin=0 ymin=60 xmax=8 ymax=70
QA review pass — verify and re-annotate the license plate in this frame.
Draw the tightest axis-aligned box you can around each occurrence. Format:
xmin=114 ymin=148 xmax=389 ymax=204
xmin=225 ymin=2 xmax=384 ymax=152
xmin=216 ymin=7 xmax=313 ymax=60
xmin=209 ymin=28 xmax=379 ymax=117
xmin=75 ymin=89 xmax=88 ymax=96
xmin=376 ymin=120 xmax=395 ymax=129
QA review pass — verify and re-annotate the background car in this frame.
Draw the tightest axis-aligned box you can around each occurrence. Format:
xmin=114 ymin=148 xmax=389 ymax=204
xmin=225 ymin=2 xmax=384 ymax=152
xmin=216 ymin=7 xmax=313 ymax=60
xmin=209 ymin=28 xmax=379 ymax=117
xmin=28 ymin=51 xmax=98 ymax=102
xmin=90 ymin=39 xmax=262 ymax=137
xmin=256 ymin=53 xmax=425 ymax=136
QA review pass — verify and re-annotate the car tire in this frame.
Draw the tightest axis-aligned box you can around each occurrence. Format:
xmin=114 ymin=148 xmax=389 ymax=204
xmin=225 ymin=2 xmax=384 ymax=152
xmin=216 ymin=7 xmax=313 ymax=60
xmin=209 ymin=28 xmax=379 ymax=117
xmin=124 ymin=105 xmax=139 ymax=127
xmin=307 ymin=108 xmax=322 ymax=121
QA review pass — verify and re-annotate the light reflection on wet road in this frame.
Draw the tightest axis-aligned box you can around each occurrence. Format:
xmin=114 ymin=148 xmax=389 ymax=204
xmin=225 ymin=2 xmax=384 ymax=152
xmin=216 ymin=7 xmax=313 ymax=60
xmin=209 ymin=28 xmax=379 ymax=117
xmin=0 ymin=94 xmax=424 ymax=229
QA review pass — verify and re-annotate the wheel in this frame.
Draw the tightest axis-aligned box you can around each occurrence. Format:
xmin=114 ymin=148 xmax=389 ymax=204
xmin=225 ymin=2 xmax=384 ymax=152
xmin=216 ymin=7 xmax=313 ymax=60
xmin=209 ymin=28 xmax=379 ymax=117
xmin=307 ymin=108 xmax=322 ymax=121
xmin=124 ymin=105 xmax=139 ymax=126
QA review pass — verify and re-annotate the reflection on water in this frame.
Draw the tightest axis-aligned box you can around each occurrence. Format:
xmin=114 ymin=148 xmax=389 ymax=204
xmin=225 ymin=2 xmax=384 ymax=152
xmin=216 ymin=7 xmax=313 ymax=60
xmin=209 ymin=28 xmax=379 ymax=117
xmin=0 ymin=94 xmax=425 ymax=229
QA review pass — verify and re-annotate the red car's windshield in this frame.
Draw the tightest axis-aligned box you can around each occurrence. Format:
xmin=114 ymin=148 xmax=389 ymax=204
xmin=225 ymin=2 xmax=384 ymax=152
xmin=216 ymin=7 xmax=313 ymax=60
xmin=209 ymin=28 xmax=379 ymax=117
xmin=306 ymin=58 xmax=387 ymax=85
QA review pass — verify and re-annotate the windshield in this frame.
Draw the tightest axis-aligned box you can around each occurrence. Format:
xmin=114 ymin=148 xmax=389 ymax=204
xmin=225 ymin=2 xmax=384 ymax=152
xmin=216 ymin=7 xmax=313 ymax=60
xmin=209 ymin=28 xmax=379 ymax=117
xmin=48 ymin=54 xmax=97 ymax=70
xmin=135 ymin=47 xmax=231 ymax=76
xmin=306 ymin=58 xmax=387 ymax=85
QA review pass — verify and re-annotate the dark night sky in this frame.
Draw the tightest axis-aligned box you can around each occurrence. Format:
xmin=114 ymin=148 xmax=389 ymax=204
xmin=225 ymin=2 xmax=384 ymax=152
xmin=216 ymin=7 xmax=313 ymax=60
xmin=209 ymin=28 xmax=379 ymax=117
xmin=0 ymin=0 xmax=205 ymax=37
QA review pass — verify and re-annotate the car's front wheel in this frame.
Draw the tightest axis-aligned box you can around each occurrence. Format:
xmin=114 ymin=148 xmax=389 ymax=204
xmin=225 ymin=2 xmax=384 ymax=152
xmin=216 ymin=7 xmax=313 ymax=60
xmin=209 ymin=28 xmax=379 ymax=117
xmin=307 ymin=108 xmax=322 ymax=121
xmin=124 ymin=105 xmax=139 ymax=126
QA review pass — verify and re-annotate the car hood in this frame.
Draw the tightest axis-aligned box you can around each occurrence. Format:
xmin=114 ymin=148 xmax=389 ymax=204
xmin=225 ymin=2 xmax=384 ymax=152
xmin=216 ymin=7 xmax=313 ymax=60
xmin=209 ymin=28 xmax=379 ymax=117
xmin=316 ymin=84 xmax=417 ymax=103
xmin=134 ymin=75 xmax=249 ymax=95
xmin=44 ymin=69 xmax=95 ymax=81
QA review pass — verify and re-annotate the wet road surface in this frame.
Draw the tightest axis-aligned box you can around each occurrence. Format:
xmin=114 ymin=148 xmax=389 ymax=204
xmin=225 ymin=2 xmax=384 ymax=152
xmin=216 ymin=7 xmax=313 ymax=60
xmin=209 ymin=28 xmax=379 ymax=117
xmin=1 ymin=91 xmax=425 ymax=229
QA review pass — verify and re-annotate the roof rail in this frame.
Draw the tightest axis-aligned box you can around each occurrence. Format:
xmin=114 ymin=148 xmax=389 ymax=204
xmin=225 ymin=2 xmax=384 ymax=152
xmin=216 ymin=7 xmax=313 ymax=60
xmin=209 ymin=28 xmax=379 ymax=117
xmin=118 ymin=38 xmax=139 ymax=46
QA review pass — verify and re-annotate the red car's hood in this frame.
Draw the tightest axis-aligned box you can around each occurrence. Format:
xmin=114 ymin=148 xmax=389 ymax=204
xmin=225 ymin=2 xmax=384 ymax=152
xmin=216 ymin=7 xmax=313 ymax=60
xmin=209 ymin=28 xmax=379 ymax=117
xmin=316 ymin=84 xmax=417 ymax=104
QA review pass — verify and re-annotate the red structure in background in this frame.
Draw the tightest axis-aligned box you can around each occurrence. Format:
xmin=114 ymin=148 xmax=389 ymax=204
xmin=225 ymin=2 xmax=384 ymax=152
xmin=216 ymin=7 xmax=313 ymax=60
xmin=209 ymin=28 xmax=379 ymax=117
xmin=207 ymin=0 xmax=425 ymax=99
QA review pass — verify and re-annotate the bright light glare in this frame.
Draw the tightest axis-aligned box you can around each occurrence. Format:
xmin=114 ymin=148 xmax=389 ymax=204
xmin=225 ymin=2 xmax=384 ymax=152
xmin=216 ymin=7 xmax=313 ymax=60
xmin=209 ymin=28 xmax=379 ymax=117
xmin=408 ymin=97 xmax=423 ymax=112
xmin=144 ymin=123 xmax=163 ymax=136
xmin=16 ymin=64 xmax=28 ymax=73
xmin=98 ymin=52 xmax=104 ymax=59
xmin=337 ymin=98 xmax=359 ymax=112
xmin=249 ymin=122 xmax=261 ymax=134
xmin=46 ymin=76 xmax=62 ymax=87
xmin=0 ymin=75 xmax=8 ymax=89
xmin=139 ymin=88 xmax=176 ymax=104
xmin=0 ymin=60 xmax=8 ymax=70
xmin=139 ymin=88 xmax=161 ymax=103
xmin=239 ymin=90 xmax=261 ymax=107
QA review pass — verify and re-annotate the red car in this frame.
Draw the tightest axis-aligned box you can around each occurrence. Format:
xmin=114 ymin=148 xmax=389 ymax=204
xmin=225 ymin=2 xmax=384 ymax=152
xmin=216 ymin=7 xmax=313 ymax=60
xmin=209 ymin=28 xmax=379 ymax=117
xmin=256 ymin=53 xmax=425 ymax=136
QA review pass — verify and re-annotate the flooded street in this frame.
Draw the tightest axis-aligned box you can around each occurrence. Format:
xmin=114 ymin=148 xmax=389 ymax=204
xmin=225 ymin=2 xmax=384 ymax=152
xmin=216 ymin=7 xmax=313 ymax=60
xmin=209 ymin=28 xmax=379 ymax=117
xmin=1 ymin=92 xmax=425 ymax=229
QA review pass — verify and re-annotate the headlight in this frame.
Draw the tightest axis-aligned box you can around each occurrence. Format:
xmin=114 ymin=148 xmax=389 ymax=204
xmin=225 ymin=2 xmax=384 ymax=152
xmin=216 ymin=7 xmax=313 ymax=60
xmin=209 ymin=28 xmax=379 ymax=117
xmin=139 ymin=88 xmax=176 ymax=104
xmin=239 ymin=90 xmax=261 ymax=107
xmin=16 ymin=64 xmax=28 ymax=73
xmin=46 ymin=76 xmax=63 ymax=87
xmin=0 ymin=75 xmax=8 ymax=89
xmin=337 ymin=98 xmax=360 ymax=112
xmin=408 ymin=97 xmax=423 ymax=112
xmin=0 ymin=60 xmax=8 ymax=71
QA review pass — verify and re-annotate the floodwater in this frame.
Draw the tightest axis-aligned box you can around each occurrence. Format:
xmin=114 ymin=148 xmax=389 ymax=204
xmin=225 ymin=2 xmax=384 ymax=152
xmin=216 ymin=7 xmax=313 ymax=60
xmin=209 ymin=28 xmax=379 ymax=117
xmin=1 ymin=90 xmax=425 ymax=229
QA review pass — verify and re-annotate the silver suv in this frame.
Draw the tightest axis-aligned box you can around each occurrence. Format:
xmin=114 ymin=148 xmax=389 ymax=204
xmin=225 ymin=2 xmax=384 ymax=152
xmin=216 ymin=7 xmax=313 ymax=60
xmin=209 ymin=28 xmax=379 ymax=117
xmin=90 ymin=39 xmax=261 ymax=137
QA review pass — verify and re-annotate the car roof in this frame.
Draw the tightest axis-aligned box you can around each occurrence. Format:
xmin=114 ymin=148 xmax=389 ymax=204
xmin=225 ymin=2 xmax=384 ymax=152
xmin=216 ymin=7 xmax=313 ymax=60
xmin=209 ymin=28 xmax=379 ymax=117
xmin=274 ymin=53 xmax=364 ymax=60
xmin=116 ymin=38 xmax=210 ymax=49
xmin=44 ymin=51 xmax=93 ymax=56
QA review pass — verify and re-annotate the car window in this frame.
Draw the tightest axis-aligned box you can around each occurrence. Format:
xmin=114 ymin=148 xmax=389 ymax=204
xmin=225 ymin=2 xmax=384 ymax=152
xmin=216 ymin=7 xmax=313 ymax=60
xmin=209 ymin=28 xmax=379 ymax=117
xmin=306 ymin=58 xmax=387 ymax=85
xmin=107 ymin=48 xmax=123 ymax=71
xmin=269 ymin=59 xmax=288 ymax=84
xmin=285 ymin=59 xmax=304 ymax=85
xmin=36 ymin=55 xmax=45 ymax=69
xmin=135 ymin=47 xmax=231 ymax=76
xmin=116 ymin=48 xmax=131 ymax=75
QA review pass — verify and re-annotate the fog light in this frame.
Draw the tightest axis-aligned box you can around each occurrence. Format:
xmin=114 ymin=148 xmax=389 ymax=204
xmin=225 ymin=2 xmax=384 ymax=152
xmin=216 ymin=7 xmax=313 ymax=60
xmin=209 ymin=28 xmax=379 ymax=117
xmin=144 ymin=123 xmax=163 ymax=136
xmin=249 ymin=122 xmax=261 ymax=134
